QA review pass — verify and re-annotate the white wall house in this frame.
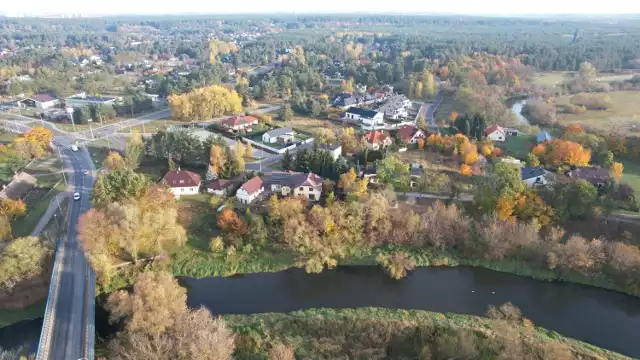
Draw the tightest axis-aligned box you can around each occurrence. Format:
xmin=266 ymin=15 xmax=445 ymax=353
xmin=485 ymin=125 xmax=506 ymax=142
xmin=268 ymin=172 xmax=323 ymax=201
xmin=65 ymin=92 xmax=121 ymax=107
xmin=377 ymin=95 xmax=411 ymax=120
xmin=19 ymin=94 xmax=59 ymax=109
xmin=262 ymin=127 xmax=295 ymax=144
xmin=345 ymin=108 xmax=385 ymax=131
xmin=236 ymin=176 xmax=265 ymax=204
xmin=162 ymin=169 xmax=201 ymax=198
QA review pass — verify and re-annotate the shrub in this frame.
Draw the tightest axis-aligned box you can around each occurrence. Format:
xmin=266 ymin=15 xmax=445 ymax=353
xmin=376 ymin=252 xmax=417 ymax=279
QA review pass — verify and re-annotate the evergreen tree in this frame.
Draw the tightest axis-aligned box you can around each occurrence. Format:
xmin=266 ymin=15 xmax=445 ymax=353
xmin=295 ymin=148 xmax=311 ymax=173
xmin=281 ymin=150 xmax=293 ymax=170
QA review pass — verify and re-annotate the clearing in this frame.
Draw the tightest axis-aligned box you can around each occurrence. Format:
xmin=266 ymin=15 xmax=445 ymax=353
xmin=496 ymin=135 xmax=535 ymax=159
xmin=554 ymin=91 xmax=640 ymax=134
xmin=535 ymin=72 xmax=636 ymax=86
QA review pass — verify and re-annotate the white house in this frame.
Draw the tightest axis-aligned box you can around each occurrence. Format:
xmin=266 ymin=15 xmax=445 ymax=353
xmin=204 ymin=179 xmax=233 ymax=196
xmin=485 ymin=124 xmax=506 ymax=142
xmin=162 ymin=169 xmax=201 ymax=198
xmin=236 ymin=176 xmax=265 ymax=204
xmin=19 ymin=94 xmax=59 ymax=109
xmin=267 ymin=171 xmax=323 ymax=201
xmin=319 ymin=144 xmax=342 ymax=160
xmin=521 ymin=166 xmax=551 ymax=187
xmin=345 ymin=108 xmax=385 ymax=131
xmin=396 ymin=125 xmax=425 ymax=144
xmin=262 ymin=127 xmax=295 ymax=144
xmin=65 ymin=92 xmax=121 ymax=107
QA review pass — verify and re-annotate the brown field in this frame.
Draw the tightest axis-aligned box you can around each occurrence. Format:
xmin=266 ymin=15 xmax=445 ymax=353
xmin=554 ymin=91 xmax=640 ymax=134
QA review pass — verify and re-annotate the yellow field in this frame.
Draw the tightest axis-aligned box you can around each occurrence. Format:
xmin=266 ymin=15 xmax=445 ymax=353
xmin=554 ymin=91 xmax=640 ymax=134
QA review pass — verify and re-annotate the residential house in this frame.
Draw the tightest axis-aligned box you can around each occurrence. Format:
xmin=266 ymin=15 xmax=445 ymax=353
xmin=537 ymin=131 xmax=553 ymax=143
xmin=262 ymin=127 xmax=295 ymax=144
xmin=204 ymin=179 xmax=234 ymax=196
xmin=410 ymin=164 xmax=423 ymax=188
xmin=0 ymin=172 xmax=37 ymax=200
xmin=374 ymin=85 xmax=394 ymax=101
xmin=267 ymin=171 xmax=324 ymax=201
xmin=319 ymin=143 xmax=342 ymax=160
xmin=236 ymin=176 xmax=265 ymax=204
xmin=360 ymin=167 xmax=378 ymax=183
xmin=485 ymin=124 xmax=506 ymax=142
xmin=19 ymin=94 xmax=59 ymax=109
xmin=65 ymin=92 xmax=120 ymax=107
xmin=521 ymin=166 xmax=551 ymax=186
xmin=345 ymin=108 xmax=385 ymax=131
xmin=396 ymin=125 xmax=425 ymax=144
xmin=223 ymin=116 xmax=258 ymax=131
xmin=332 ymin=92 xmax=377 ymax=109
xmin=363 ymin=131 xmax=392 ymax=151
xmin=377 ymin=94 xmax=411 ymax=120
xmin=162 ymin=168 xmax=201 ymax=198
xmin=565 ymin=167 xmax=611 ymax=187
xmin=505 ymin=128 xmax=520 ymax=136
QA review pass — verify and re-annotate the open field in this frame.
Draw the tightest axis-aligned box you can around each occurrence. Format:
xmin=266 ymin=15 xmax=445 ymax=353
xmin=118 ymin=119 xmax=185 ymax=133
xmin=621 ymin=159 xmax=640 ymax=197
xmin=535 ymin=72 xmax=636 ymax=86
xmin=12 ymin=181 xmax=65 ymax=237
xmin=554 ymin=91 xmax=640 ymax=134
xmin=433 ymin=94 xmax=463 ymax=124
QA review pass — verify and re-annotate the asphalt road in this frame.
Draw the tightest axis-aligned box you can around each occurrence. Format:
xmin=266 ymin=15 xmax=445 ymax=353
xmin=37 ymin=137 xmax=96 ymax=360
xmin=426 ymin=90 xmax=444 ymax=126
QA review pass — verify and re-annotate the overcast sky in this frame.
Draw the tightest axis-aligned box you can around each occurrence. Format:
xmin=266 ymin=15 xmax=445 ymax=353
xmin=3 ymin=0 xmax=640 ymax=17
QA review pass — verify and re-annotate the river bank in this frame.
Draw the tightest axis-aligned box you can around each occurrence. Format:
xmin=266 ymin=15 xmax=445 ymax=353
xmin=168 ymin=246 xmax=639 ymax=298
xmin=225 ymin=307 xmax=631 ymax=360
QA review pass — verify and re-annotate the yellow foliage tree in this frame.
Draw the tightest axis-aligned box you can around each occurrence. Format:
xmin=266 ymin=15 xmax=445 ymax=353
xmin=103 ymin=151 xmax=127 ymax=171
xmin=168 ymin=85 xmax=242 ymax=122
xmin=610 ymin=162 xmax=624 ymax=182
xmin=464 ymin=151 xmax=479 ymax=165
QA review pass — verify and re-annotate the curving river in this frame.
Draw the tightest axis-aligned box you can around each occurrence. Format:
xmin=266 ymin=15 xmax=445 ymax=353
xmin=181 ymin=266 xmax=640 ymax=358
xmin=2 ymin=266 xmax=640 ymax=357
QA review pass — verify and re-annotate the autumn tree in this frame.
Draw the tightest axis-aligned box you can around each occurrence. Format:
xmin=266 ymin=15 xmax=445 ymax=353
xmin=0 ymin=236 xmax=49 ymax=290
xmin=124 ymin=130 xmax=144 ymax=169
xmin=22 ymin=126 xmax=53 ymax=156
xmin=314 ymin=128 xmax=337 ymax=145
xmin=610 ymin=161 xmax=624 ymax=182
xmin=245 ymin=142 xmax=253 ymax=158
xmin=376 ymin=155 xmax=409 ymax=190
xmin=107 ymin=271 xmax=235 ymax=360
xmin=103 ymin=151 xmax=127 ymax=171
xmin=422 ymin=70 xmax=436 ymax=98
xmin=532 ymin=139 xmax=591 ymax=167
xmin=79 ymin=186 xmax=186 ymax=283
xmin=339 ymin=127 xmax=359 ymax=154
xmin=91 ymin=170 xmax=150 ymax=209
xmin=168 ymin=85 xmax=242 ymax=122
xmin=0 ymin=216 xmax=10 ymax=242
xmin=338 ymin=168 xmax=368 ymax=196
xmin=459 ymin=164 xmax=473 ymax=176
xmin=0 ymin=198 xmax=27 ymax=219
xmin=209 ymin=145 xmax=227 ymax=176
xmin=216 ymin=208 xmax=248 ymax=240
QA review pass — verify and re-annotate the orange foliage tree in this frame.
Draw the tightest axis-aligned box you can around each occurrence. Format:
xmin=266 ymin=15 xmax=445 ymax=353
xmin=610 ymin=162 xmax=624 ymax=182
xmin=496 ymin=190 xmax=554 ymax=227
xmin=216 ymin=208 xmax=248 ymax=239
xmin=459 ymin=164 xmax=473 ymax=176
xmin=417 ymin=138 xmax=425 ymax=149
xmin=0 ymin=199 xmax=27 ymax=218
xmin=449 ymin=112 xmax=458 ymax=122
xmin=564 ymin=124 xmax=585 ymax=137
xmin=531 ymin=139 xmax=591 ymax=167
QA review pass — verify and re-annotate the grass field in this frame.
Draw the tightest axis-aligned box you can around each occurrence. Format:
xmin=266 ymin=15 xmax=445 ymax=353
xmin=535 ymin=72 xmax=635 ymax=86
xmin=554 ymin=91 xmax=640 ymax=134
xmin=620 ymin=159 xmax=640 ymax=196
xmin=118 ymin=119 xmax=185 ymax=133
xmin=434 ymin=95 xmax=464 ymax=124
xmin=496 ymin=135 xmax=535 ymax=159
xmin=0 ymin=301 xmax=45 ymax=328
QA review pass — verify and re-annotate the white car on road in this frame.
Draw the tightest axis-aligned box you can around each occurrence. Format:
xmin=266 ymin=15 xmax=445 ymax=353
xmin=71 ymin=144 xmax=79 ymax=152
xmin=73 ymin=192 xmax=81 ymax=201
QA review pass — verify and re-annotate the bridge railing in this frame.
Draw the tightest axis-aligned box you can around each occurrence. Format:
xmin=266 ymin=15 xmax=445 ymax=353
xmin=35 ymin=238 xmax=65 ymax=360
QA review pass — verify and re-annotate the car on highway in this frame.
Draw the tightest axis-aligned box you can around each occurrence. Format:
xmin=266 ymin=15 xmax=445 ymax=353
xmin=83 ymin=170 xmax=89 ymax=175
xmin=71 ymin=144 xmax=79 ymax=152
xmin=73 ymin=192 xmax=81 ymax=201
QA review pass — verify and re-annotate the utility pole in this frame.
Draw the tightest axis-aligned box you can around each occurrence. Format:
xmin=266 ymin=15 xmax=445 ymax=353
xmin=89 ymin=123 xmax=95 ymax=140
xmin=57 ymin=147 xmax=68 ymax=187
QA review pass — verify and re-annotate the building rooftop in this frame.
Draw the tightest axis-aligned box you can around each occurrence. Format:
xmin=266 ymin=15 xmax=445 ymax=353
xmin=264 ymin=127 xmax=294 ymax=138
xmin=346 ymin=107 xmax=380 ymax=119
xmin=521 ymin=166 xmax=547 ymax=180
xmin=162 ymin=169 xmax=201 ymax=188
xmin=240 ymin=176 xmax=264 ymax=194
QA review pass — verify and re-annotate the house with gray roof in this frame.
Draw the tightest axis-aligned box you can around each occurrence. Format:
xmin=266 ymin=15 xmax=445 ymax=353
xmin=521 ymin=166 xmax=551 ymax=186
xmin=332 ymin=92 xmax=377 ymax=108
xmin=262 ymin=127 xmax=295 ymax=144
xmin=377 ymin=94 xmax=411 ymax=120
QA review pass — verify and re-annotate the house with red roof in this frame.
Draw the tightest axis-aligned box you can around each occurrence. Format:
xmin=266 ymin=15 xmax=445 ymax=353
xmin=485 ymin=124 xmax=506 ymax=142
xmin=204 ymin=179 xmax=234 ymax=196
xmin=396 ymin=125 xmax=425 ymax=144
xmin=162 ymin=168 xmax=201 ymax=198
xmin=222 ymin=115 xmax=258 ymax=131
xmin=363 ymin=131 xmax=392 ymax=151
xmin=236 ymin=176 xmax=265 ymax=204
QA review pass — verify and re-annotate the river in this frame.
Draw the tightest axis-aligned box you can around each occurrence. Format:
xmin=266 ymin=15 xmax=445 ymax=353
xmin=508 ymin=97 xmax=531 ymax=125
xmin=3 ymin=266 xmax=640 ymax=358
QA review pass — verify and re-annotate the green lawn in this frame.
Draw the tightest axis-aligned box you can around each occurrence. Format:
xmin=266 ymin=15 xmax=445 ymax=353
xmin=621 ymin=159 xmax=640 ymax=195
xmin=119 ymin=119 xmax=185 ymax=134
xmin=0 ymin=301 xmax=45 ymax=328
xmin=12 ymin=181 xmax=65 ymax=237
xmin=496 ymin=135 xmax=535 ymax=159
xmin=534 ymin=71 xmax=572 ymax=86
xmin=554 ymin=91 xmax=640 ymax=135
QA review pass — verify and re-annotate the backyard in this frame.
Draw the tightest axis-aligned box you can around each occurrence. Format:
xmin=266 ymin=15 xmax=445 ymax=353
xmin=554 ymin=91 xmax=640 ymax=134
xmin=496 ymin=135 xmax=535 ymax=159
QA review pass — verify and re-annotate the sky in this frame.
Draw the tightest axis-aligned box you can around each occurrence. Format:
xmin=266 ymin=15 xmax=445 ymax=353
xmin=3 ymin=0 xmax=640 ymax=17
